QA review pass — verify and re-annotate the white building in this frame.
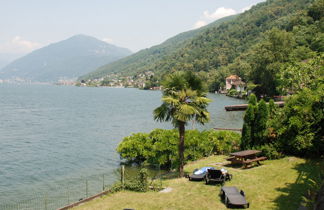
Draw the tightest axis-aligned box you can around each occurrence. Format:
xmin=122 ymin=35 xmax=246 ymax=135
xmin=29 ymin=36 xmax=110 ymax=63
xmin=225 ymin=75 xmax=246 ymax=92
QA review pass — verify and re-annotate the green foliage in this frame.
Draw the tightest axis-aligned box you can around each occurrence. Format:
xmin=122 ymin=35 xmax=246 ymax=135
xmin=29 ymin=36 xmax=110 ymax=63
xmin=248 ymin=93 xmax=257 ymax=105
xmin=80 ymin=16 xmax=236 ymax=80
xmin=248 ymin=28 xmax=295 ymax=97
xmin=138 ymin=168 xmax=149 ymax=192
xmin=154 ymin=71 xmax=211 ymax=176
xmin=268 ymin=99 xmax=277 ymax=119
xmin=308 ymin=0 xmax=324 ymax=21
xmin=254 ymin=99 xmax=269 ymax=145
xmin=109 ymin=168 xmax=150 ymax=193
xmin=82 ymin=0 xmax=317 ymax=93
xmin=154 ymin=73 xmax=211 ymax=127
xmin=241 ymin=97 xmax=270 ymax=149
xmin=227 ymin=89 xmax=238 ymax=97
xmin=254 ymin=144 xmax=283 ymax=160
xmin=116 ymin=129 xmax=241 ymax=170
xmin=278 ymin=54 xmax=324 ymax=94
xmin=241 ymin=104 xmax=256 ymax=150
xmin=116 ymin=133 xmax=150 ymax=164
xmin=275 ymin=84 xmax=324 ymax=156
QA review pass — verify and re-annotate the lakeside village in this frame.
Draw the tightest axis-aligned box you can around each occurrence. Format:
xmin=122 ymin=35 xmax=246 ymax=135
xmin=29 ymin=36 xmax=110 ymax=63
xmin=74 ymin=72 xmax=250 ymax=98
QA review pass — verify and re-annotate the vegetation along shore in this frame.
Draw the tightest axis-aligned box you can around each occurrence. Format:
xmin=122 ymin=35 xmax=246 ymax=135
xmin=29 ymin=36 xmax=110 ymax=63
xmin=70 ymin=0 xmax=324 ymax=209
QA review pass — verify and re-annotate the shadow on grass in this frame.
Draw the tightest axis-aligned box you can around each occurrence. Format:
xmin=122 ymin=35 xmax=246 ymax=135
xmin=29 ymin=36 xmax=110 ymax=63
xmin=223 ymin=163 xmax=264 ymax=170
xmin=274 ymin=159 xmax=323 ymax=210
xmin=160 ymin=171 xmax=180 ymax=180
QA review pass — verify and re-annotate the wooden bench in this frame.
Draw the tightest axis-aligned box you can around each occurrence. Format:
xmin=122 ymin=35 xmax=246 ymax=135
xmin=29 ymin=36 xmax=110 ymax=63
xmin=243 ymin=156 xmax=267 ymax=168
xmin=226 ymin=156 xmax=243 ymax=165
xmin=226 ymin=157 xmax=235 ymax=161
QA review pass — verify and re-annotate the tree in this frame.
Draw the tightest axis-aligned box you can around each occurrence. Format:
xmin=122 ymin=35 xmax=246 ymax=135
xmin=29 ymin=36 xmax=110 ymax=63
xmin=277 ymin=54 xmax=324 ymax=94
xmin=153 ymin=71 xmax=211 ymax=177
xmin=241 ymin=104 xmax=255 ymax=149
xmin=249 ymin=28 xmax=295 ymax=97
xmin=254 ymin=99 xmax=269 ymax=145
xmin=241 ymin=94 xmax=270 ymax=148
xmin=308 ymin=0 xmax=324 ymax=21
xmin=276 ymin=84 xmax=324 ymax=156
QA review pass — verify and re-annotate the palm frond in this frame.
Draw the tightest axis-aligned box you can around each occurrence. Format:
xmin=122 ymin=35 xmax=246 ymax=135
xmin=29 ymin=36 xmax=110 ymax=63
xmin=162 ymin=96 xmax=180 ymax=106
xmin=179 ymin=104 xmax=199 ymax=115
xmin=153 ymin=103 xmax=171 ymax=122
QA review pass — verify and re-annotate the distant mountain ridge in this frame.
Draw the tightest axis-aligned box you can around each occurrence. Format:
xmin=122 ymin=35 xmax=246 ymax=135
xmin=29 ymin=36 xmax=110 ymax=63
xmin=80 ymin=15 xmax=237 ymax=80
xmin=0 ymin=35 xmax=132 ymax=82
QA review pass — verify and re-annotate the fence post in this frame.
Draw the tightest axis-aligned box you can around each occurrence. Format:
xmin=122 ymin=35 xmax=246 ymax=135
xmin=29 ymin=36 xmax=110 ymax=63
xmin=121 ymin=165 xmax=125 ymax=188
xmin=102 ymin=174 xmax=105 ymax=191
xmin=67 ymin=186 xmax=70 ymax=205
xmin=44 ymin=193 xmax=48 ymax=210
xmin=85 ymin=179 xmax=88 ymax=198
xmin=159 ymin=164 xmax=162 ymax=188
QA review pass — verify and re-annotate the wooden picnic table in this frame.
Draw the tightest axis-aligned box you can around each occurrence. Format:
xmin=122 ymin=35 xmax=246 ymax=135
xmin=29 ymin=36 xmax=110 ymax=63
xmin=227 ymin=150 xmax=267 ymax=168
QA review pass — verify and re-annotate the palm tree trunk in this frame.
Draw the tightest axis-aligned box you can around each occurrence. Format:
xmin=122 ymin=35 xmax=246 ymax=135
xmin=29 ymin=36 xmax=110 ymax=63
xmin=178 ymin=121 xmax=185 ymax=177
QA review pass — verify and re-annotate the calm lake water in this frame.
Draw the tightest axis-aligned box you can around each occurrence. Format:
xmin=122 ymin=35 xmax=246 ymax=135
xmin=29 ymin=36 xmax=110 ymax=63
xmin=0 ymin=84 xmax=245 ymax=209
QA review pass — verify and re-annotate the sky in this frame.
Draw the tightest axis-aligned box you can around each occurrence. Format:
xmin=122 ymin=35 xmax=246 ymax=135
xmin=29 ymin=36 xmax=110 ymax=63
xmin=0 ymin=0 xmax=265 ymax=57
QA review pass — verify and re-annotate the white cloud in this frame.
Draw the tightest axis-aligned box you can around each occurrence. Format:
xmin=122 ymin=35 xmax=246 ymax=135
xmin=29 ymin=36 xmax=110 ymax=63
xmin=203 ymin=7 xmax=237 ymax=20
xmin=0 ymin=36 xmax=41 ymax=54
xmin=102 ymin=37 xmax=113 ymax=44
xmin=193 ymin=7 xmax=237 ymax=29
xmin=193 ymin=20 xmax=207 ymax=29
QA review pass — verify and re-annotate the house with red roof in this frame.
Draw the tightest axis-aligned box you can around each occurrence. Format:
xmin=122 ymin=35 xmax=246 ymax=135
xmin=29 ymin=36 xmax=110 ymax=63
xmin=225 ymin=75 xmax=246 ymax=92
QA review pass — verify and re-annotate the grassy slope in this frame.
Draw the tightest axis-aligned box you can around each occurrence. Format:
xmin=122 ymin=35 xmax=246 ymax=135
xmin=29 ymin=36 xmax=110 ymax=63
xmin=74 ymin=156 xmax=323 ymax=210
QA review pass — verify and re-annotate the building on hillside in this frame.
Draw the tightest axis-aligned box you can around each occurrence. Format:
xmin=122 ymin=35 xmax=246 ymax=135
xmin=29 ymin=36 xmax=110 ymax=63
xmin=225 ymin=75 xmax=246 ymax=92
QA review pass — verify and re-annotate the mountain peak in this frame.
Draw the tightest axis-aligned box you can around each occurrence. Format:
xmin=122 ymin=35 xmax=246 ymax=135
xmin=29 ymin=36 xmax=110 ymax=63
xmin=0 ymin=35 xmax=132 ymax=82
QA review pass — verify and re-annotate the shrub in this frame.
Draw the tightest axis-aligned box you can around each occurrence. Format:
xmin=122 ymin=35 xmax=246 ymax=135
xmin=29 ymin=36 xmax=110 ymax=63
xmin=117 ymin=129 xmax=241 ymax=170
xmin=109 ymin=168 xmax=150 ymax=193
xmin=228 ymin=89 xmax=238 ymax=97
xmin=275 ymin=85 xmax=324 ymax=157
xmin=254 ymin=144 xmax=283 ymax=160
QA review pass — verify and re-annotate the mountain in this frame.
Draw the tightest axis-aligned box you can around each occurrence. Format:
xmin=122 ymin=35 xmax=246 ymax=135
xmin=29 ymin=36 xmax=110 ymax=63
xmin=81 ymin=0 xmax=322 ymax=96
xmin=0 ymin=35 xmax=132 ymax=82
xmin=79 ymin=15 xmax=236 ymax=80
xmin=0 ymin=53 xmax=23 ymax=69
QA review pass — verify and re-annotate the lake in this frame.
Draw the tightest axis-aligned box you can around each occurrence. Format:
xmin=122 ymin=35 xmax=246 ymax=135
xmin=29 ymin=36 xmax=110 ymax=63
xmin=0 ymin=84 xmax=245 ymax=209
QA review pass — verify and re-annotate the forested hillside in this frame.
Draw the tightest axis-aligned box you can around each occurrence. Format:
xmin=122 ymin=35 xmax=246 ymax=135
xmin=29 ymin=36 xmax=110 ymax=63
xmin=79 ymin=15 xmax=236 ymax=80
xmin=82 ymin=0 xmax=323 ymax=97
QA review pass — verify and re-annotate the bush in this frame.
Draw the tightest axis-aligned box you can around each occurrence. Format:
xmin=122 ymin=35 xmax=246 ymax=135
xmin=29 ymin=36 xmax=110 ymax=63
xmin=227 ymin=89 xmax=238 ymax=97
xmin=117 ymin=129 xmax=241 ymax=170
xmin=109 ymin=168 xmax=150 ymax=193
xmin=254 ymin=144 xmax=284 ymax=160
xmin=138 ymin=168 xmax=149 ymax=192
xmin=275 ymin=85 xmax=324 ymax=157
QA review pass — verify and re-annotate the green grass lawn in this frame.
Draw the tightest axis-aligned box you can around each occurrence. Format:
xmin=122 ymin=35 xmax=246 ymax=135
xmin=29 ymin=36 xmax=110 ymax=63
xmin=74 ymin=156 xmax=323 ymax=210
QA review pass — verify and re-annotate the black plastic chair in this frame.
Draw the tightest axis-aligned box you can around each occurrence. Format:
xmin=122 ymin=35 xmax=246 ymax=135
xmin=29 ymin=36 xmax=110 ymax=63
xmin=205 ymin=169 xmax=226 ymax=185
xmin=220 ymin=186 xmax=249 ymax=208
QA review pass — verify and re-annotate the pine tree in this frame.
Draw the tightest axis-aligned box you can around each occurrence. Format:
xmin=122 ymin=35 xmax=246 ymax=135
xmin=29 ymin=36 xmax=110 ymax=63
xmin=254 ymin=99 xmax=269 ymax=145
xmin=241 ymin=104 xmax=255 ymax=149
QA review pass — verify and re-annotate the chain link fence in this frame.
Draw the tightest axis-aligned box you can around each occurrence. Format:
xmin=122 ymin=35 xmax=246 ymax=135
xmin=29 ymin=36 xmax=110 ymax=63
xmin=0 ymin=166 xmax=162 ymax=210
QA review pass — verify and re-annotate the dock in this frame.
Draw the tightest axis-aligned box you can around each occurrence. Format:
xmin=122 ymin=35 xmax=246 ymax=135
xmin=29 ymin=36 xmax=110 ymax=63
xmin=225 ymin=101 xmax=285 ymax=111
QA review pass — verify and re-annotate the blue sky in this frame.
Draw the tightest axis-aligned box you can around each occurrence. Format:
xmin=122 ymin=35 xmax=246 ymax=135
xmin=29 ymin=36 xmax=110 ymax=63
xmin=0 ymin=0 xmax=265 ymax=55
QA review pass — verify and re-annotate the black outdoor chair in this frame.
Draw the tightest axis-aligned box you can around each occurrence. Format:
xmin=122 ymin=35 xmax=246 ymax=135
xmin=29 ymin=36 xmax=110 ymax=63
xmin=220 ymin=186 xmax=250 ymax=208
xmin=188 ymin=167 xmax=215 ymax=181
xmin=205 ymin=169 xmax=226 ymax=185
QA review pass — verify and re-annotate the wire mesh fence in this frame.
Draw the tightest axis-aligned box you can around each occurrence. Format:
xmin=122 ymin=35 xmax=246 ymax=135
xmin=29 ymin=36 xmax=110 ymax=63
xmin=0 ymin=165 xmax=162 ymax=210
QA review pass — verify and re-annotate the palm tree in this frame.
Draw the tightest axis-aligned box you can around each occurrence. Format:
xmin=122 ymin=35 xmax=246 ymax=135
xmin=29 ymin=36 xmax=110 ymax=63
xmin=153 ymin=71 xmax=211 ymax=177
